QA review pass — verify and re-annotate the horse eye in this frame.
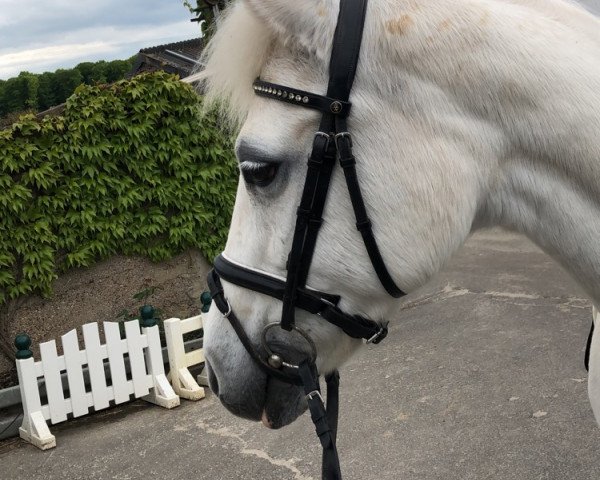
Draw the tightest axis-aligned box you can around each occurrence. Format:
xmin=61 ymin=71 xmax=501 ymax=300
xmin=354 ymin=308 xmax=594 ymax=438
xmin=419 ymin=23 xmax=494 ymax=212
xmin=240 ymin=161 xmax=280 ymax=187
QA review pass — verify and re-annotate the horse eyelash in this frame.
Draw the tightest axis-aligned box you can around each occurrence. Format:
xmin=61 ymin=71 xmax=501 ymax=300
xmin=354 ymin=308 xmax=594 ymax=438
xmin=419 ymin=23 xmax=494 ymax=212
xmin=239 ymin=160 xmax=272 ymax=171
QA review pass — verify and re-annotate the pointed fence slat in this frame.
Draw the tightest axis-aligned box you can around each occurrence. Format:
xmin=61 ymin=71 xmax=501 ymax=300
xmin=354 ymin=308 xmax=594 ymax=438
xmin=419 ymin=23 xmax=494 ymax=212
xmin=82 ymin=323 xmax=110 ymax=411
xmin=62 ymin=330 xmax=88 ymax=418
xmin=40 ymin=341 xmax=67 ymax=424
xmin=104 ymin=322 xmax=130 ymax=404
xmin=124 ymin=320 xmax=150 ymax=398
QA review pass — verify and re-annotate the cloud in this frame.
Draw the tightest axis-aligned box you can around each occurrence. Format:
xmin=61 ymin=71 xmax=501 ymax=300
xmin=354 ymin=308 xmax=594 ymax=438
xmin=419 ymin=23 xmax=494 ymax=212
xmin=0 ymin=0 xmax=201 ymax=79
xmin=0 ymin=42 xmax=115 ymax=77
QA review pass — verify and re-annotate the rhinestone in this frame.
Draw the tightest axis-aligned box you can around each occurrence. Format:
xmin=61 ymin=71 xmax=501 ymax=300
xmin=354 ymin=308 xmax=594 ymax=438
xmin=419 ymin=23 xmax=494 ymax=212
xmin=282 ymin=92 xmax=288 ymax=98
xmin=302 ymin=96 xmax=309 ymax=103
xmin=277 ymin=90 xmax=282 ymax=96
xmin=293 ymin=94 xmax=299 ymax=101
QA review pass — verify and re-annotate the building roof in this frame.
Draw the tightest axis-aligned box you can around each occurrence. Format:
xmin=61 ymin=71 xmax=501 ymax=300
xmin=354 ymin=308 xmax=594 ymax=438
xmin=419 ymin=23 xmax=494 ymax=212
xmin=129 ymin=38 xmax=205 ymax=79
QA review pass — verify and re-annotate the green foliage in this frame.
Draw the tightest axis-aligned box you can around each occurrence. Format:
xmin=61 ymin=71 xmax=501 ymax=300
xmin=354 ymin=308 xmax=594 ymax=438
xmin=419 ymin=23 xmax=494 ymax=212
xmin=0 ymin=72 xmax=238 ymax=306
xmin=184 ymin=0 xmax=228 ymax=38
xmin=0 ymin=57 xmax=135 ymax=118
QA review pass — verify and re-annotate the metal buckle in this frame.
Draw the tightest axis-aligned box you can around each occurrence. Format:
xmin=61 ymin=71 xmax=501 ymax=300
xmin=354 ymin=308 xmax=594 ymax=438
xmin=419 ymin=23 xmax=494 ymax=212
xmin=366 ymin=323 xmax=388 ymax=344
xmin=314 ymin=131 xmax=332 ymax=151
xmin=306 ymin=390 xmax=324 ymax=403
xmin=334 ymin=131 xmax=353 ymax=150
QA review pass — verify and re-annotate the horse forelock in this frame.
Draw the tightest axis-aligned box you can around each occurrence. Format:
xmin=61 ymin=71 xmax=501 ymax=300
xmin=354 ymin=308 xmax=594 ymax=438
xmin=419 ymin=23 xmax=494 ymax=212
xmin=199 ymin=2 xmax=274 ymax=128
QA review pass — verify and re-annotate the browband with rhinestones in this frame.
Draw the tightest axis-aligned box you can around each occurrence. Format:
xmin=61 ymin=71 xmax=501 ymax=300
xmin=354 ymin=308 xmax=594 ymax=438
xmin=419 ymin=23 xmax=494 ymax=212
xmin=253 ymin=78 xmax=352 ymax=117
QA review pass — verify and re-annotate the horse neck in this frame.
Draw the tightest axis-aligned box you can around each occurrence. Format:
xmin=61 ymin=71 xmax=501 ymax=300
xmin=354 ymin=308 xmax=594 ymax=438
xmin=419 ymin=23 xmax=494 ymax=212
xmin=481 ymin=147 xmax=600 ymax=307
xmin=453 ymin=2 xmax=600 ymax=308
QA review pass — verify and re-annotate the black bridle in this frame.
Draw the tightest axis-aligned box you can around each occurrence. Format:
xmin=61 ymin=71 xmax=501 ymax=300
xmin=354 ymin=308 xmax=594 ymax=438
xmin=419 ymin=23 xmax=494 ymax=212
xmin=207 ymin=1 xmax=405 ymax=478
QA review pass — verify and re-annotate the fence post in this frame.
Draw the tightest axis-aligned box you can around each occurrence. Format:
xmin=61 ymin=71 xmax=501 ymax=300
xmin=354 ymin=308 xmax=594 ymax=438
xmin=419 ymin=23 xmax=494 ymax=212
xmin=140 ymin=306 xmax=180 ymax=409
xmin=164 ymin=317 xmax=205 ymax=400
xmin=15 ymin=334 xmax=56 ymax=450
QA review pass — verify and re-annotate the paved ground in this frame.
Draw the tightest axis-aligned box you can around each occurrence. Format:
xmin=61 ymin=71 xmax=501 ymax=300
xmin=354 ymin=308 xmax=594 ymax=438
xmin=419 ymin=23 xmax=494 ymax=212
xmin=1 ymin=229 xmax=599 ymax=480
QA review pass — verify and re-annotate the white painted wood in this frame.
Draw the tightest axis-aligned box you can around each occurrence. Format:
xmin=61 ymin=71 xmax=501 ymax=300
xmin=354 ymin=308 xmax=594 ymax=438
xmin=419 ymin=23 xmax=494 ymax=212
xmin=39 ymin=340 xmax=68 ymax=424
xmin=143 ymin=370 xmax=181 ymax=409
xmin=164 ymin=318 xmax=185 ymax=373
xmin=124 ymin=320 xmax=150 ymax=398
xmin=181 ymin=315 xmax=203 ymax=335
xmin=17 ymin=318 xmax=182 ymax=449
xmin=104 ymin=322 xmax=131 ymax=404
xmin=19 ymin=411 xmax=55 ymax=450
xmin=144 ymin=325 xmax=166 ymax=377
xmin=164 ymin=316 xmax=206 ymax=401
xmin=82 ymin=322 xmax=110 ymax=411
xmin=142 ymin=325 xmax=180 ymax=408
xmin=16 ymin=356 xmax=43 ymax=421
xmin=187 ymin=349 xmax=205 ymax=367
xmin=62 ymin=329 xmax=88 ymax=418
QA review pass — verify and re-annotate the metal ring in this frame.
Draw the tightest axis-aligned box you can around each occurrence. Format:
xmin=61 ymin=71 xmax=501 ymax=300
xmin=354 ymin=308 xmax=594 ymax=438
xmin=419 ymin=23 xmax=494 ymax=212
xmin=222 ymin=301 xmax=232 ymax=318
xmin=261 ymin=322 xmax=317 ymax=369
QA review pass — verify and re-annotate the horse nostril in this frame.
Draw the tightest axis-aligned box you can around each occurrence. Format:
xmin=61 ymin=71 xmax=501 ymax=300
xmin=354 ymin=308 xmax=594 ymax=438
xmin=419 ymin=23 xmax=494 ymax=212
xmin=206 ymin=360 xmax=219 ymax=396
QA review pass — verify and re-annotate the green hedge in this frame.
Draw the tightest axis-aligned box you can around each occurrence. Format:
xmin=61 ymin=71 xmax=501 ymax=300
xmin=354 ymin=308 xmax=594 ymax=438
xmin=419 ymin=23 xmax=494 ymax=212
xmin=0 ymin=72 xmax=238 ymax=305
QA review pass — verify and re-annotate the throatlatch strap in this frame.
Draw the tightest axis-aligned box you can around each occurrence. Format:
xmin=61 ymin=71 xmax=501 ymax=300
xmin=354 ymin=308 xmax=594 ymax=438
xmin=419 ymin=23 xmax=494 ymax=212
xmin=334 ymin=119 xmax=405 ymax=298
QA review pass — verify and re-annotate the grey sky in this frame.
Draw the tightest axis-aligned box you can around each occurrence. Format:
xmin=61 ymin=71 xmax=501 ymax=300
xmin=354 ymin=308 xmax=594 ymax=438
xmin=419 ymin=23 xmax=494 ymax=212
xmin=0 ymin=1 xmax=598 ymax=81
xmin=0 ymin=1 xmax=201 ymax=80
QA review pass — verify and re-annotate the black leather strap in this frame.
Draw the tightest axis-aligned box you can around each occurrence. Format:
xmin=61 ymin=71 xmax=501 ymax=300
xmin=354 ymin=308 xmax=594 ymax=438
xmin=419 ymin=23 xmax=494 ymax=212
xmin=212 ymin=254 xmax=389 ymax=344
xmin=585 ymin=320 xmax=594 ymax=371
xmin=326 ymin=0 xmax=369 ymax=101
xmin=214 ymin=254 xmax=341 ymax=311
xmin=207 ymin=269 xmax=304 ymax=385
xmin=299 ymin=362 xmax=342 ymax=480
xmin=254 ymin=80 xmax=351 ymax=117
xmin=281 ymin=129 xmax=337 ymax=330
xmin=334 ymin=127 xmax=405 ymax=298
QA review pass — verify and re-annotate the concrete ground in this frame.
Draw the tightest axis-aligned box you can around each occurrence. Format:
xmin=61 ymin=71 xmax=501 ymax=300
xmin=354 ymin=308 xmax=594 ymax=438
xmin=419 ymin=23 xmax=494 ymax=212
xmin=1 ymin=229 xmax=599 ymax=480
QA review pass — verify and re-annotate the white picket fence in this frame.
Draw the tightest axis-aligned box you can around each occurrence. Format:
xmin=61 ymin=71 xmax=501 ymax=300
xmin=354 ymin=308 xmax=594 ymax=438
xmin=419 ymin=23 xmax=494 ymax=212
xmin=164 ymin=315 xmax=207 ymax=400
xmin=16 ymin=320 xmax=179 ymax=450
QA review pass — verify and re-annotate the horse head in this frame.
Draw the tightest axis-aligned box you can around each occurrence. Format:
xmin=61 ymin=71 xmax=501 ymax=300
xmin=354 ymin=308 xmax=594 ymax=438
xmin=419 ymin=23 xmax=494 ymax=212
xmin=199 ymin=0 xmax=600 ymax=431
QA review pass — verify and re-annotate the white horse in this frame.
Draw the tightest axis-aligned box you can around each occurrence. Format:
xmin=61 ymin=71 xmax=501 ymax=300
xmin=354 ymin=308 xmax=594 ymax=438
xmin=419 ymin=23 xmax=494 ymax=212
xmin=199 ymin=0 xmax=600 ymax=434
